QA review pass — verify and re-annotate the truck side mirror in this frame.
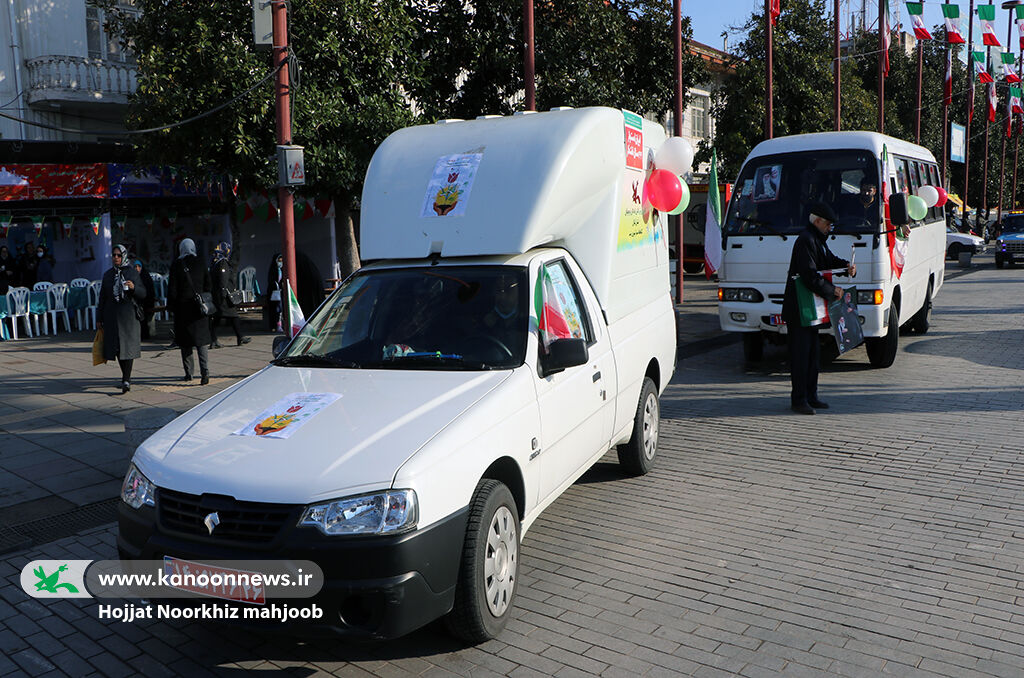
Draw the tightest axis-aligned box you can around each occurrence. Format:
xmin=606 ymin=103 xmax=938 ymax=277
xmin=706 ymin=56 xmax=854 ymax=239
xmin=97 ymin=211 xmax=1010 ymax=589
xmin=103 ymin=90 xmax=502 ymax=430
xmin=272 ymin=335 xmax=289 ymax=358
xmin=888 ymin=193 xmax=910 ymax=226
xmin=540 ymin=338 xmax=588 ymax=377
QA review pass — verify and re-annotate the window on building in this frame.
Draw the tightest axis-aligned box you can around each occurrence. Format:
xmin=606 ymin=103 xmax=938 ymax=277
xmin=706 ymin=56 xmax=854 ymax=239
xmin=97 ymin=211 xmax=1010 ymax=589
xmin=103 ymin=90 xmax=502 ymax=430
xmin=690 ymin=95 xmax=709 ymax=139
xmin=86 ymin=2 xmax=137 ymax=63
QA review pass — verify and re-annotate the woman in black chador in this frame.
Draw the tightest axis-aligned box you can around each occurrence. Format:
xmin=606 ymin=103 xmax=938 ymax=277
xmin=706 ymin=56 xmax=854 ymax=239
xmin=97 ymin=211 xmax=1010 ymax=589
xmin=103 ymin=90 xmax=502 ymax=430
xmin=97 ymin=244 xmax=146 ymax=393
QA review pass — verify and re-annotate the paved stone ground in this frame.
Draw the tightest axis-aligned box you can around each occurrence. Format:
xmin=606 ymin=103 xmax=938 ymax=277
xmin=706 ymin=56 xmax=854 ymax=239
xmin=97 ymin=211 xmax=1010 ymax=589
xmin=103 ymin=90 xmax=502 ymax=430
xmin=2 ymin=257 xmax=1023 ymax=677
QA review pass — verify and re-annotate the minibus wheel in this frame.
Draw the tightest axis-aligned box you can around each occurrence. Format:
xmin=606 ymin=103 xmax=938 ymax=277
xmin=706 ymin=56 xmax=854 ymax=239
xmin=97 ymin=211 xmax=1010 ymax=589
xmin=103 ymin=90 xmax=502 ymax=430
xmin=866 ymin=305 xmax=899 ymax=368
xmin=909 ymin=282 xmax=932 ymax=334
xmin=742 ymin=332 xmax=764 ymax=362
xmin=617 ymin=377 xmax=660 ymax=476
xmin=445 ymin=479 xmax=520 ymax=643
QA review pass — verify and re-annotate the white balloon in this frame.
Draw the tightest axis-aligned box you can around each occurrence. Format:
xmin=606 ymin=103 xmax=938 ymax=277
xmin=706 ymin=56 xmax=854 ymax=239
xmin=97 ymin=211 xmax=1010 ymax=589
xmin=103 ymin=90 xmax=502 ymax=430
xmin=917 ymin=185 xmax=939 ymax=208
xmin=654 ymin=137 xmax=694 ymax=176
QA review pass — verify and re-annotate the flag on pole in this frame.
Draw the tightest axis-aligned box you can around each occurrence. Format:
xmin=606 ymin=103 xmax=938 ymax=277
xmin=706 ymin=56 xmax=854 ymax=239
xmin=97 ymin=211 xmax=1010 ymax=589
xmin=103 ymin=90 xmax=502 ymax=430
xmin=770 ymin=0 xmax=780 ymax=26
xmin=1002 ymin=52 xmax=1021 ymax=83
xmin=1008 ymin=87 xmax=1023 ymax=136
xmin=286 ymin=279 xmax=306 ymax=338
xmin=882 ymin=0 xmax=891 ymax=76
xmin=979 ymin=4 xmax=1001 ymax=46
xmin=945 ymin=49 xmax=953 ymax=106
xmin=1017 ymin=6 xmax=1024 ymax=49
xmin=942 ymin=3 xmax=966 ymax=43
xmin=989 ymin=82 xmax=998 ymax=122
xmin=974 ymin=51 xmax=994 ymax=83
xmin=906 ymin=3 xmax=932 ymax=40
xmin=703 ymin=150 xmax=723 ymax=279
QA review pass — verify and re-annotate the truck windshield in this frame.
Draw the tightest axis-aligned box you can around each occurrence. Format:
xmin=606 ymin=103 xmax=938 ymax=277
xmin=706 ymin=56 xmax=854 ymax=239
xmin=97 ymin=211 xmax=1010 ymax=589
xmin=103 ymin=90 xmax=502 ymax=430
xmin=1000 ymin=216 xmax=1024 ymax=234
xmin=724 ymin=150 xmax=881 ymax=236
xmin=276 ymin=265 xmax=529 ymax=370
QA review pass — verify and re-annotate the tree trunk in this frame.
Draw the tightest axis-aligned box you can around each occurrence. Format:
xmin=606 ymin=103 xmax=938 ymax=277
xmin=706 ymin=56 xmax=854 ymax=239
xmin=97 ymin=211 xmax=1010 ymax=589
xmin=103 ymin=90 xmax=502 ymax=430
xmin=337 ymin=203 xmax=360 ymax=277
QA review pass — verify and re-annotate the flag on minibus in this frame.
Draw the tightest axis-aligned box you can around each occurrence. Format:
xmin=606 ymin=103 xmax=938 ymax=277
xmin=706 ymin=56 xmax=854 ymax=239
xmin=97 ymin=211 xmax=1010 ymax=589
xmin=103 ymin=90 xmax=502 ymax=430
xmin=704 ymin=149 xmax=723 ymax=279
xmin=286 ymin=279 xmax=306 ymax=338
xmin=1002 ymin=52 xmax=1021 ymax=83
xmin=979 ymin=4 xmax=1001 ymax=46
xmin=942 ymin=4 xmax=966 ymax=44
xmin=881 ymin=144 xmax=908 ymax=279
xmin=906 ymin=3 xmax=932 ymax=40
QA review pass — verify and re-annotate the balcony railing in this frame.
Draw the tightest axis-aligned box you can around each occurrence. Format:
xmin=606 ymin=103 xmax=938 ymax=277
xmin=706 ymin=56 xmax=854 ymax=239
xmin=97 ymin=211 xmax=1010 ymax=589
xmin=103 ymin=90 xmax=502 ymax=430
xmin=25 ymin=55 xmax=137 ymax=106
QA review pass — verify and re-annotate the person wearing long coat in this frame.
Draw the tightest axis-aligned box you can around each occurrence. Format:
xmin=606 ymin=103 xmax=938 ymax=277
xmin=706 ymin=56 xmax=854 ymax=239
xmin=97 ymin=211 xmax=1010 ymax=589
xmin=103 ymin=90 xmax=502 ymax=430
xmin=168 ymin=238 xmax=212 ymax=384
xmin=97 ymin=243 xmax=146 ymax=393
xmin=208 ymin=241 xmax=250 ymax=348
xmin=133 ymin=257 xmax=157 ymax=340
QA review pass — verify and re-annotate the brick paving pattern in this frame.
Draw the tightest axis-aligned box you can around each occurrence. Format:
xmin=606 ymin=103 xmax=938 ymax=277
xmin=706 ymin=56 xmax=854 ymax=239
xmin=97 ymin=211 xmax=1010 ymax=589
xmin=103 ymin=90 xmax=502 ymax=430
xmin=1 ymin=257 xmax=1022 ymax=676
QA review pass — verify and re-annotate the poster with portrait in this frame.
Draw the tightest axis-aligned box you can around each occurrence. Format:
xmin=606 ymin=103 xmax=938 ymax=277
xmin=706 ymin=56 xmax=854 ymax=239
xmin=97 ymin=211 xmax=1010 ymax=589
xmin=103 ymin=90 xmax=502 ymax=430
xmin=827 ymin=287 xmax=864 ymax=354
xmin=752 ymin=165 xmax=781 ymax=202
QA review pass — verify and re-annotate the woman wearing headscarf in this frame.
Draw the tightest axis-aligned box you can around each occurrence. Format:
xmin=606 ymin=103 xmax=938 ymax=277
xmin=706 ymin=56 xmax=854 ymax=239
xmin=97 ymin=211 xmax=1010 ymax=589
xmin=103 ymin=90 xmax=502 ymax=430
xmin=208 ymin=241 xmax=250 ymax=348
xmin=35 ymin=244 xmax=56 ymax=283
xmin=0 ymin=245 xmax=15 ymax=295
xmin=97 ymin=244 xmax=146 ymax=393
xmin=17 ymin=242 xmax=38 ymax=287
xmin=168 ymin=238 xmax=212 ymax=384
xmin=265 ymin=252 xmax=284 ymax=332
xmin=132 ymin=257 xmax=156 ymax=340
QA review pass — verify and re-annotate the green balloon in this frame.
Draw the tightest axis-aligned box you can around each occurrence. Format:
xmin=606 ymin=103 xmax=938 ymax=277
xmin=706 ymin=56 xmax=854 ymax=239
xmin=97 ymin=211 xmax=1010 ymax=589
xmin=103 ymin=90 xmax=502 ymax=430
xmin=907 ymin=195 xmax=927 ymax=221
xmin=667 ymin=180 xmax=690 ymax=215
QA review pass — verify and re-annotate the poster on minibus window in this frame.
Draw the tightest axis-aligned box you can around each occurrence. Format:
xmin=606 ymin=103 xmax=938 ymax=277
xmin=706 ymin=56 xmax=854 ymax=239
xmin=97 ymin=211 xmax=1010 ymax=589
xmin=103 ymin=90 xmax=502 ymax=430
xmin=828 ymin=287 xmax=864 ymax=354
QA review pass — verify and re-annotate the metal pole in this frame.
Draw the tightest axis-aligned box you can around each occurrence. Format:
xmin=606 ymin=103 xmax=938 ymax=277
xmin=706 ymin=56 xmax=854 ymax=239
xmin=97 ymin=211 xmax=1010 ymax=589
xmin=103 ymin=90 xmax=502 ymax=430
xmin=943 ymin=0 xmax=951 ymax=187
xmin=765 ymin=0 xmax=773 ymax=139
xmin=878 ymin=0 xmax=886 ymax=132
xmin=916 ymin=41 xmax=924 ymax=143
xmin=983 ymin=34 xmax=992 ymax=232
xmin=523 ymin=0 xmax=535 ymax=111
xmin=272 ymin=0 xmax=296 ymax=316
xmin=834 ymin=0 xmax=841 ymax=131
xmin=965 ymin=0 xmax=976 ymax=213
xmin=673 ymin=0 xmax=684 ymax=304
xmin=1015 ymin=49 xmax=1022 ymax=207
xmin=997 ymin=3 xmax=1017 ymax=227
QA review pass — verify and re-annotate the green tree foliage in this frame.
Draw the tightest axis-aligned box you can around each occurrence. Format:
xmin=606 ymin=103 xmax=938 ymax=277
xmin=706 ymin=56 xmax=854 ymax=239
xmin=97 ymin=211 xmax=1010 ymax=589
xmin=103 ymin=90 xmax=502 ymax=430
xmin=409 ymin=0 xmax=706 ymax=121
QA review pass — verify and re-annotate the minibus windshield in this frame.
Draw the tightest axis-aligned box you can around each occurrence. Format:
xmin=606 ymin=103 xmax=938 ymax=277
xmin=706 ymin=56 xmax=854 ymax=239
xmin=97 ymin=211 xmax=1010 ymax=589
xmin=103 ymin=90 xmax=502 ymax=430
xmin=275 ymin=265 xmax=529 ymax=370
xmin=724 ymin=150 xmax=881 ymax=237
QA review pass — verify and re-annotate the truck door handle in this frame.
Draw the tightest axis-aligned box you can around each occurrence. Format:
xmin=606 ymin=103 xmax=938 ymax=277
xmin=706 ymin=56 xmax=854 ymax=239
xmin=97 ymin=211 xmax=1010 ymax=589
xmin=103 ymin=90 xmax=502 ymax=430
xmin=592 ymin=371 xmax=601 ymax=382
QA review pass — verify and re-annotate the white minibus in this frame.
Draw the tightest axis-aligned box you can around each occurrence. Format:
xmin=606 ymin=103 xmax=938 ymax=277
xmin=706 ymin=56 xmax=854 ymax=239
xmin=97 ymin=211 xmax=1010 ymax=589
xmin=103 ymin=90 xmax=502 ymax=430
xmin=717 ymin=131 xmax=946 ymax=367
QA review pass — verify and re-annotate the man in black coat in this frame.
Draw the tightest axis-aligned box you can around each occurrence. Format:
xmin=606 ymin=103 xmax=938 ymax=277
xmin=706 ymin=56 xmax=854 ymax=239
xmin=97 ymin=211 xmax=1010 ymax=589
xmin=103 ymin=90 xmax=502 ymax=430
xmin=780 ymin=202 xmax=856 ymax=415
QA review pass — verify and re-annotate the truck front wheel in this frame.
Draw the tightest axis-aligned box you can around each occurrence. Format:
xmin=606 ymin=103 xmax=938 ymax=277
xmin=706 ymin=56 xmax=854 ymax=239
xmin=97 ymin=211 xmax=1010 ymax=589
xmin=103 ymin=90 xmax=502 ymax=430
xmin=617 ymin=377 xmax=660 ymax=476
xmin=866 ymin=305 xmax=899 ymax=368
xmin=445 ymin=479 xmax=520 ymax=643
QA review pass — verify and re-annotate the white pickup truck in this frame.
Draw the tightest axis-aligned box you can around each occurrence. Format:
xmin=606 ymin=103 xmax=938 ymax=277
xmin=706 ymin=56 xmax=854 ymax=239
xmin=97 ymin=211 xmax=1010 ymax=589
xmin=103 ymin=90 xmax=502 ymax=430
xmin=118 ymin=107 xmax=677 ymax=641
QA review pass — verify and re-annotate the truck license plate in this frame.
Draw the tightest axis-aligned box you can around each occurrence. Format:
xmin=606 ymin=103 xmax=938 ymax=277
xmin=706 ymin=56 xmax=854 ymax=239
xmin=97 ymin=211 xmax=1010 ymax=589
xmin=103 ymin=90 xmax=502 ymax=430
xmin=769 ymin=314 xmax=785 ymax=326
xmin=163 ymin=556 xmax=266 ymax=604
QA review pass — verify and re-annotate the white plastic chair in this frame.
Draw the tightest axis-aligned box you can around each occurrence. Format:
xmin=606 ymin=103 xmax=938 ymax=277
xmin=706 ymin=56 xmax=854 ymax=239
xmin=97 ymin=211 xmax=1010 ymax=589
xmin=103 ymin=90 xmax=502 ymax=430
xmin=5 ymin=287 xmax=33 ymax=339
xmin=149 ymin=272 xmax=168 ymax=319
xmin=46 ymin=283 xmax=71 ymax=334
xmin=86 ymin=280 xmax=102 ymax=330
xmin=33 ymin=281 xmax=52 ymax=291
xmin=238 ymin=266 xmax=259 ymax=303
xmin=70 ymin=278 xmax=90 ymax=329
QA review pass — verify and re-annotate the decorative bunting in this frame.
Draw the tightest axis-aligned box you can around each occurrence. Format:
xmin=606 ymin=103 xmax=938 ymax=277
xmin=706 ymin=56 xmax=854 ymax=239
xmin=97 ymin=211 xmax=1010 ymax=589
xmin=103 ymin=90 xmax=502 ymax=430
xmin=942 ymin=4 xmax=966 ymax=44
xmin=906 ymin=3 xmax=932 ymax=41
xmin=90 ymin=216 xmax=100 ymax=235
xmin=61 ymin=216 xmax=74 ymax=236
xmin=974 ymin=51 xmax=994 ymax=83
xmin=165 ymin=210 xmax=177 ymax=225
xmin=32 ymin=215 xmax=44 ymax=235
xmin=114 ymin=214 xmax=127 ymax=231
xmin=0 ymin=212 xmax=12 ymax=237
xmin=979 ymin=5 xmax=1000 ymax=47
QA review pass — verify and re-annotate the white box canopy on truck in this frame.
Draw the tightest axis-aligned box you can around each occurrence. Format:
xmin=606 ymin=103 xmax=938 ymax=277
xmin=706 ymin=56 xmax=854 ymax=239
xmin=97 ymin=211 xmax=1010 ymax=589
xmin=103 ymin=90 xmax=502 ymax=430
xmin=361 ymin=106 xmax=671 ymax=324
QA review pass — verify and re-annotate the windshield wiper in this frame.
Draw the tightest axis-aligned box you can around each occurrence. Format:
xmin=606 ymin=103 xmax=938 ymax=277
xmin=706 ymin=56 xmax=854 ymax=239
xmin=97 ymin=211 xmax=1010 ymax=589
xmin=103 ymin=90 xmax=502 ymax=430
xmin=271 ymin=354 xmax=360 ymax=368
xmin=380 ymin=353 xmax=493 ymax=370
xmin=734 ymin=215 xmax=788 ymax=240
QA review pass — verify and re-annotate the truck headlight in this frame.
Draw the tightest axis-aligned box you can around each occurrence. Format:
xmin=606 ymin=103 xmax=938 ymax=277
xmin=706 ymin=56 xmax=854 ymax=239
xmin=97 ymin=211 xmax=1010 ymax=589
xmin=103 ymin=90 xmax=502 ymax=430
xmin=299 ymin=490 xmax=418 ymax=535
xmin=121 ymin=464 xmax=156 ymax=509
xmin=856 ymin=289 xmax=884 ymax=305
xmin=719 ymin=287 xmax=764 ymax=303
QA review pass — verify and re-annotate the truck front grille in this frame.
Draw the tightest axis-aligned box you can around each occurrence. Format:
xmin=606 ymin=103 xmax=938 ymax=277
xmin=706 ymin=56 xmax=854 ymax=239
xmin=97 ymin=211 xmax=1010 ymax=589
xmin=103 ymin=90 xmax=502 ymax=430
xmin=157 ymin=488 xmax=299 ymax=545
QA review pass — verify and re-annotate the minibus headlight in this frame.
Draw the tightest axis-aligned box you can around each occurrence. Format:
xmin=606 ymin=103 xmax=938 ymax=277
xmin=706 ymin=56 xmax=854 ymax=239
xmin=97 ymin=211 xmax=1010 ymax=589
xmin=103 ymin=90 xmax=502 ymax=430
xmin=121 ymin=464 xmax=156 ymax=509
xmin=720 ymin=288 xmax=764 ymax=303
xmin=299 ymin=490 xmax=418 ymax=535
xmin=856 ymin=289 xmax=884 ymax=305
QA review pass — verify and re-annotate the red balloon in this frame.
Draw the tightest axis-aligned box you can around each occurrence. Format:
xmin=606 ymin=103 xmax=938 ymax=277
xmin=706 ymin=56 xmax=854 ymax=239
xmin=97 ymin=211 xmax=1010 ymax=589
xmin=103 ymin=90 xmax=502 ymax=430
xmin=646 ymin=169 xmax=683 ymax=213
xmin=934 ymin=186 xmax=948 ymax=207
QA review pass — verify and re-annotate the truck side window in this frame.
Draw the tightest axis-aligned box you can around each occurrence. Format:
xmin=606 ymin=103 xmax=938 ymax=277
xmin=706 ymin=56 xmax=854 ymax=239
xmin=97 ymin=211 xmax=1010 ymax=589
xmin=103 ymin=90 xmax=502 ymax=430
xmin=541 ymin=260 xmax=593 ymax=345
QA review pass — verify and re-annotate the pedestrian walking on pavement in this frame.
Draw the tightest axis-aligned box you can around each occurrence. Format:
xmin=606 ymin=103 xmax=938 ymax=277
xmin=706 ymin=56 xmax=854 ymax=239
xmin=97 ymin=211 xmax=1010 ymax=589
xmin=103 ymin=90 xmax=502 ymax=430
xmin=266 ymin=253 xmax=284 ymax=332
xmin=208 ymin=242 xmax=251 ymax=348
xmin=168 ymin=238 xmax=213 ymax=384
xmin=780 ymin=202 xmax=855 ymax=415
xmin=97 ymin=244 xmax=146 ymax=393
xmin=132 ymin=257 xmax=156 ymax=340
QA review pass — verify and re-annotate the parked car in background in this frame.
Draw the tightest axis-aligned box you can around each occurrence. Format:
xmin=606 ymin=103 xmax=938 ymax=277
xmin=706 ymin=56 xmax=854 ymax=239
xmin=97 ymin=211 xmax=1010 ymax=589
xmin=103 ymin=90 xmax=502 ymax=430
xmin=946 ymin=224 xmax=985 ymax=260
xmin=995 ymin=214 xmax=1024 ymax=268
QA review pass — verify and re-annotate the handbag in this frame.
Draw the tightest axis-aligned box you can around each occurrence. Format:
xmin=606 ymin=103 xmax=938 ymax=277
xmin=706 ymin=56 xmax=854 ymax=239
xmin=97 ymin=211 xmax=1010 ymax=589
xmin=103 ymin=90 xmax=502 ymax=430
xmin=132 ymin=299 xmax=145 ymax=322
xmin=183 ymin=264 xmax=216 ymax=316
xmin=92 ymin=329 xmax=107 ymax=366
xmin=226 ymin=289 xmax=244 ymax=306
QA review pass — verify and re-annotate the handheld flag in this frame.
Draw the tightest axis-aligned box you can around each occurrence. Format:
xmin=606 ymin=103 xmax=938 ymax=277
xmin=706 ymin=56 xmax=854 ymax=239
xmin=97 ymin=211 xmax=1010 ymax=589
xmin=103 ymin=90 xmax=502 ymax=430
xmin=979 ymin=4 xmax=1001 ymax=46
xmin=1001 ymin=52 xmax=1020 ymax=83
xmin=942 ymin=3 xmax=965 ymax=44
xmin=286 ymin=279 xmax=306 ymax=338
xmin=974 ymin=51 xmax=994 ymax=83
xmin=704 ymin=150 xmax=723 ymax=279
xmin=793 ymin=275 xmax=830 ymax=327
xmin=906 ymin=3 xmax=932 ymax=40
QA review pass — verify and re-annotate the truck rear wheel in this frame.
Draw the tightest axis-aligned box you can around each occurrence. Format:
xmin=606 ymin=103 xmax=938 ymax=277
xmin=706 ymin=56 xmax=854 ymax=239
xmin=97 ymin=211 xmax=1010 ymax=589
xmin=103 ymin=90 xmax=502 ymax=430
xmin=742 ymin=333 xmax=764 ymax=362
xmin=445 ymin=479 xmax=519 ymax=644
xmin=866 ymin=305 xmax=899 ymax=368
xmin=617 ymin=377 xmax=659 ymax=476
